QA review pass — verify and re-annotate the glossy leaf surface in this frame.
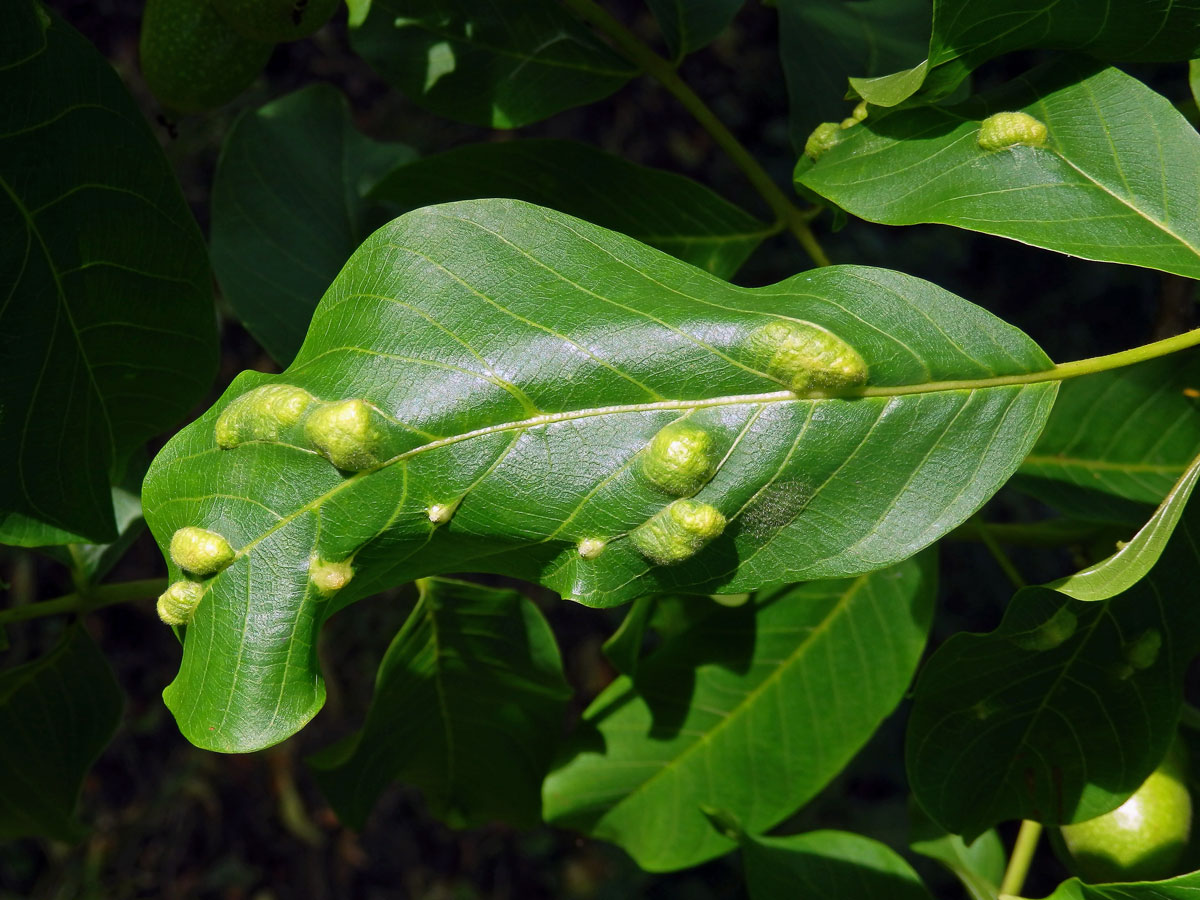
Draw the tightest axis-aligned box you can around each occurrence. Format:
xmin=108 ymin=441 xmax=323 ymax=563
xmin=348 ymin=0 xmax=635 ymax=128
xmin=743 ymin=830 xmax=933 ymax=900
xmin=211 ymin=84 xmax=415 ymax=365
xmin=0 ymin=627 xmax=123 ymax=841
xmin=907 ymin=481 xmax=1200 ymax=839
xmin=543 ymin=555 xmax=935 ymax=871
xmin=143 ymin=199 xmax=1054 ymax=752
xmin=0 ymin=2 xmax=215 ymax=545
xmin=1040 ymin=872 xmax=1200 ymax=898
xmin=645 ymin=0 xmax=744 ymax=59
xmin=800 ymin=61 xmax=1200 ymax=279
xmin=309 ymin=578 xmax=569 ymax=829
xmin=369 ymin=139 xmax=772 ymax=280
xmin=852 ymin=0 xmax=1200 ymax=107
xmin=1016 ymin=350 xmax=1200 ymax=522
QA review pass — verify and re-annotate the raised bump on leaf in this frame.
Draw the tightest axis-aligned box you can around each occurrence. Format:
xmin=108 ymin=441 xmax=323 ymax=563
xmin=170 ymin=526 xmax=236 ymax=576
xmin=803 ymin=122 xmax=843 ymax=161
xmin=746 ymin=319 xmax=868 ymax=393
xmin=1114 ymin=628 xmax=1164 ymax=679
xmin=1013 ymin=606 xmax=1077 ymax=651
xmin=977 ymin=111 xmax=1048 ymax=151
xmin=427 ymin=501 xmax=459 ymax=525
xmin=303 ymin=399 xmax=383 ymax=471
xmin=577 ymin=538 xmax=607 ymax=560
xmin=215 ymin=383 xmax=312 ymax=448
xmin=157 ymin=580 xmax=204 ymax=625
xmin=309 ymin=557 xmax=354 ymax=595
xmin=642 ymin=423 xmax=717 ymax=496
xmin=630 ymin=499 xmax=726 ymax=565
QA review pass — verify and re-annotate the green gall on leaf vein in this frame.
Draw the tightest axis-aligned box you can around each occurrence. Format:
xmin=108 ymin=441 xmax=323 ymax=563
xmin=745 ymin=320 xmax=868 ymax=394
xmin=977 ymin=111 xmax=1048 ymax=151
xmin=169 ymin=526 xmax=236 ymax=577
xmin=630 ymin=499 xmax=726 ymax=565
xmin=303 ymin=398 xmax=384 ymax=471
xmin=642 ymin=423 xmax=717 ymax=496
xmin=215 ymin=383 xmax=313 ymax=448
xmin=157 ymin=580 xmax=205 ymax=625
xmin=309 ymin=557 xmax=355 ymax=595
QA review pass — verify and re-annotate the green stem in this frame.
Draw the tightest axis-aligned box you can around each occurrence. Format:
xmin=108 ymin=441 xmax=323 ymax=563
xmin=0 ymin=577 xmax=165 ymax=626
xmin=999 ymin=820 xmax=1043 ymax=897
xmin=972 ymin=516 xmax=1027 ymax=590
xmin=559 ymin=0 xmax=831 ymax=268
xmin=860 ymin=326 xmax=1200 ymax=398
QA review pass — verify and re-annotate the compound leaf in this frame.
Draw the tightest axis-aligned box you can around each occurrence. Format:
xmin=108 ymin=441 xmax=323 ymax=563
xmin=543 ymin=554 xmax=935 ymax=871
xmin=0 ymin=1 xmax=215 ymax=545
xmin=143 ymin=198 xmax=1055 ymax=752
xmin=309 ymin=577 xmax=569 ymax=829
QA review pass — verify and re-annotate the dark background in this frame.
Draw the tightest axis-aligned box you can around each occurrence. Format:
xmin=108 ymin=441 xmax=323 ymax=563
xmin=0 ymin=1 xmax=1194 ymax=897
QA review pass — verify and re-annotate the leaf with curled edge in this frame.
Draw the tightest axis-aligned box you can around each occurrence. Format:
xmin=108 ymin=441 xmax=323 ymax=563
xmin=142 ymin=198 xmax=1057 ymax=752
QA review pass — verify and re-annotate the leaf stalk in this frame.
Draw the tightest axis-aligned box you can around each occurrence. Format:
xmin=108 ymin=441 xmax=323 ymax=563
xmin=0 ymin=577 xmax=166 ymax=626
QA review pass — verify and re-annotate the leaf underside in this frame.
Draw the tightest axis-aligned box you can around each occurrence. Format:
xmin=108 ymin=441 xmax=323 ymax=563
xmin=143 ymin=199 xmax=1055 ymax=752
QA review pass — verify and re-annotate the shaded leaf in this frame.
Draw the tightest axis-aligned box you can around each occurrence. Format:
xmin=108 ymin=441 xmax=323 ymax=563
xmin=348 ymin=0 xmax=635 ymax=128
xmin=802 ymin=60 xmax=1200 ymax=279
xmin=852 ymin=0 xmax=1200 ymax=107
xmin=645 ymin=0 xmax=744 ymax=59
xmin=0 ymin=626 xmax=123 ymax=841
xmin=309 ymin=578 xmax=569 ymax=829
xmin=543 ymin=554 xmax=935 ymax=871
xmin=743 ymin=830 xmax=934 ymax=900
xmin=211 ymin=84 xmax=415 ymax=365
xmin=907 ymin=480 xmax=1200 ymax=839
xmin=142 ymin=199 xmax=1056 ymax=752
xmin=1016 ymin=349 xmax=1200 ymax=523
xmin=777 ymin=0 xmax=931 ymax=148
xmin=601 ymin=594 xmax=656 ymax=677
xmin=0 ymin=2 xmax=216 ymax=545
xmin=1039 ymin=872 xmax=1200 ymax=898
xmin=39 ymin=486 xmax=144 ymax=588
xmin=369 ymin=138 xmax=772 ymax=280
xmin=908 ymin=801 xmax=1005 ymax=900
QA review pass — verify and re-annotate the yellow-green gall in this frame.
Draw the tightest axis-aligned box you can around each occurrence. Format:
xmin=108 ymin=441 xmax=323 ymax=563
xmin=577 ymin=538 xmax=607 ymax=560
xmin=309 ymin=557 xmax=354 ymax=595
xmin=803 ymin=122 xmax=843 ymax=161
xmin=642 ymin=423 xmax=717 ymax=496
xmin=427 ymin=501 xmax=458 ymax=525
xmin=170 ymin=526 xmax=236 ymax=576
xmin=157 ymin=580 xmax=205 ymax=625
xmin=1013 ymin=606 xmax=1077 ymax=652
xmin=746 ymin=320 xmax=868 ymax=393
xmin=978 ymin=111 xmax=1048 ymax=151
xmin=631 ymin=500 xmax=726 ymax=566
xmin=215 ymin=384 xmax=313 ymax=449
xmin=851 ymin=100 xmax=868 ymax=122
xmin=304 ymin=399 xmax=383 ymax=471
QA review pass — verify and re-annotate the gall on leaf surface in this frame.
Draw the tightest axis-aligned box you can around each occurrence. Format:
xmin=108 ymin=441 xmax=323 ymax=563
xmin=142 ymin=199 xmax=1056 ymax=752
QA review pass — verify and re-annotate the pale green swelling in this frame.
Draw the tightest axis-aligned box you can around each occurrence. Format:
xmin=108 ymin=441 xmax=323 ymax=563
xmin=747 ymin=320 xmax=868 ymax=392
xmin=157 ymin=581 xmax=205 ymax=625
xmin=977 ymin=111 xmax=1048 ymax=151
xmin=215 ymin=383 xmax=313 ymax=448
xmin=304 ymin=399 xmax=383 ymax=471
xmin=169 ymin=526 xmax=236 ymax=576
xmin=642 ymin=423 xmax=716 ymax=496
xmin=631 ymin=499 xmax=727 ymax=565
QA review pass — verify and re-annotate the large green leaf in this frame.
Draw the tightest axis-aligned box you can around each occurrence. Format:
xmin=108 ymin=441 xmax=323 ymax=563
xmin=645 ymin=0 xmax=744 ymax=60
xmin=800 ymin=60 xmax=1200 ymax=279
xmin=1040 ymin=872 xmax=1200 ymax=899
xmin=348 ymin=0 xmax=636 ymax=128
xmin=142 ymin=199 xmax=1056 ymax=752
xmin=0 ymin=626 xmax=123 ymax=841
xmin=543 ymin=555 xmax=935 ymax=871
xmin=742 ymin=830 xmax=934 ymax=900
xmin=308 ymin=577 xmax=569 ymax=829
xmin=0 ymin=1 xmax=215 ymax=545
xmin=852 ymin=0 xmax=1200 ymax=108
xmin=1015 ymin=350 xmax=1200 ymax=523
xmin=211 ymin=84 xmax=415 ymax=366
xmin=906 ymin=480 xmax=1200 ymax=839
xmin=369 ymin=139 xmax=772 ymax=280
xmin=777 ymin=0 xmax=931 ymax=148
